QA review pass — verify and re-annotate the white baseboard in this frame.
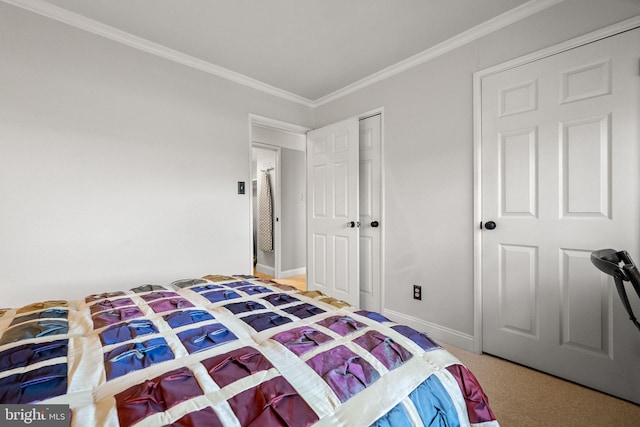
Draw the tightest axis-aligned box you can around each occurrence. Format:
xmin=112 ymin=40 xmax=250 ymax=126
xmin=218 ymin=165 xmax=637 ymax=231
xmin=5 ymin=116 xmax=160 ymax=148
xmin=255 ymin=265 xmax=305 ymax=279
xmin=279 ymin=267 xmax=306 ymax=278
xmin=383 ymin=308 xmax=476 ymax=352
xmin=255 ymin=263 xmax=275 ymax=277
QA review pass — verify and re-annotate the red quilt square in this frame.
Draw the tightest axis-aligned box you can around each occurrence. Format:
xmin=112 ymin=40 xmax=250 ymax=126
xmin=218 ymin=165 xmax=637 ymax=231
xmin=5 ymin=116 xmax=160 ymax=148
xmin=201 ymin=346 xmax=273 ymax=388
xmin=228 ymin=376 xmax=318 ymax=427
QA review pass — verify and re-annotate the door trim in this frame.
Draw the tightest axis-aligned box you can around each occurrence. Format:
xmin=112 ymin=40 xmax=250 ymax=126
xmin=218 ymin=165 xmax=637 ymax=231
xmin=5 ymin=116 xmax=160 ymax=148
xmin=472 ymin=15 xmax=640 ymax=354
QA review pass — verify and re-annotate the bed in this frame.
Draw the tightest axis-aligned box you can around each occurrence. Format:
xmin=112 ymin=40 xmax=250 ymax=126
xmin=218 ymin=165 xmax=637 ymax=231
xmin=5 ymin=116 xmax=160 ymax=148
xmin=0 ymin=275 xmax=498 ymax=426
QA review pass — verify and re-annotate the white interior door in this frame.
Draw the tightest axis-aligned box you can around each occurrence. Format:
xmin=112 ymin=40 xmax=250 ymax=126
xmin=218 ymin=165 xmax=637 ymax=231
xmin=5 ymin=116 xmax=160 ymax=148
xmin=481 ymin=28 xmax=640 ymax=403
xmin=359 ymin=114 xmax=382 ymax=312
xmin=307 ymin=118 xmax=360 ymax=307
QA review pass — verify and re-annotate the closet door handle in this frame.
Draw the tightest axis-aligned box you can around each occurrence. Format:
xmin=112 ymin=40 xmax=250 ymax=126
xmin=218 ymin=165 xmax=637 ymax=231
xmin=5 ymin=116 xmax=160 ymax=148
xmin=371 ymin=221 xmax=379 ymax=228
xmin=347 ymin=221 xmax=356 ymax=228
xmin=483 ymin=221 xmax=497 ymax=230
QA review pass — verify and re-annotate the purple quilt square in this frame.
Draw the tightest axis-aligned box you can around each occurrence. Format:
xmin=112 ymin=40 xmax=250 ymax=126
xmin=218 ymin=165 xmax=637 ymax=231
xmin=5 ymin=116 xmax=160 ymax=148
xmin=261 ymin=293 xmax=300 ymax=306
xmin=282 ymin=303 xmax=325 ymax=319
xmin=353 ymin=330 xmax=413 ymax=370
xmin=271 ymin=326 xmax=334 ymax=356
xmin=90 ymin=298 xmax=135 ymax=315
xmin=201 ymin=346 xmax=273 ymax=388
xmin=224 ymin=300 xmax=266 ymax=314
xmin=306 ymin=345 xmax=380 ymax=403
xmin=148 ymin=298 xmax=194 ymax=313
xmin=115 ymin=367 xmax=203 ymax=426
xmin=92 ymin=307 xmax=143 ymax=329
xmin=241 ymin=312 xmax=292 ymax=332
xmin=316 ymin=315 xmax=367 ymax=336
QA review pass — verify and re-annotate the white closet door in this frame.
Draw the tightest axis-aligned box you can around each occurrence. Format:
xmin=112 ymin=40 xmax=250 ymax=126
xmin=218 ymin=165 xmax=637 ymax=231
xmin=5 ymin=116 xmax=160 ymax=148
xmin=359 ymin=114 xmax=382 ymax=312
xmin=481 ymin=28 xmax=640 ymax=403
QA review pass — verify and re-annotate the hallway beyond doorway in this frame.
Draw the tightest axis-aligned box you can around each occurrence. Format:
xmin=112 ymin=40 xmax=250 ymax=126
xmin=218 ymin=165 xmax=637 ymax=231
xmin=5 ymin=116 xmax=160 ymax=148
xmin=253 ymin=269 xmax=306 ymax=291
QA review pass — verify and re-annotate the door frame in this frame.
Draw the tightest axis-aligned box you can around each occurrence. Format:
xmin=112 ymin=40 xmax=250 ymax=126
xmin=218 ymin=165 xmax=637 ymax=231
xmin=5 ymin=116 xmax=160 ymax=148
xmin=472 ymin=16 xmax=640 ymax=354
xmin=248 ymin=114 xmax=311 ymax=277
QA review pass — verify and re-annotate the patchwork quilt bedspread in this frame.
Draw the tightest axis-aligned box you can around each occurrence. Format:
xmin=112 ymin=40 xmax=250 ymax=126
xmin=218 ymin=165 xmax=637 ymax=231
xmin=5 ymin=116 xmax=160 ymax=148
xmin=0 ymin=275 xmax=498 ymax=426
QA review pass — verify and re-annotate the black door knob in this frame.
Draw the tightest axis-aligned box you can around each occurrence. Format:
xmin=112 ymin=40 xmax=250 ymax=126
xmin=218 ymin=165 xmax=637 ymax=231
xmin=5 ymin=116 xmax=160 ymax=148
xmin=484 ymin=221 xmax=497 ymax=230
xmin=371 ymin=221 xmax=379 ymax=228
xmin=347 ymin=221 xmax=356 ymax=228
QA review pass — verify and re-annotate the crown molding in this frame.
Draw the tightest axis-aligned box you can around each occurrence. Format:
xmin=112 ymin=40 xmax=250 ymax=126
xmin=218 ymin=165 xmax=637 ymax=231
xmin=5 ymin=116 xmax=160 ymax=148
xmin=313 ymin=0 xmax=565 ymax=107
xmin=2 ymin=0 xmax=316 ymax=108
xmin=4 ymin=0 xmax=563 ymax=108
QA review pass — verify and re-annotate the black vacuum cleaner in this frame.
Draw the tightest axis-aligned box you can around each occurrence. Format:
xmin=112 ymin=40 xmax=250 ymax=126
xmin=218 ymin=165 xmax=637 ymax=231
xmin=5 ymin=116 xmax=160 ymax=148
xmin=591 ymin=249 xmax=640 ymax=335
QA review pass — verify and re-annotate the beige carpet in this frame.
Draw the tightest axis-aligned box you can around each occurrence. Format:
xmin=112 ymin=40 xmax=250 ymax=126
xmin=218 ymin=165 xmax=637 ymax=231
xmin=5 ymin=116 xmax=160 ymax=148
xmin=442 ymin=344 xmax=640 ymax=426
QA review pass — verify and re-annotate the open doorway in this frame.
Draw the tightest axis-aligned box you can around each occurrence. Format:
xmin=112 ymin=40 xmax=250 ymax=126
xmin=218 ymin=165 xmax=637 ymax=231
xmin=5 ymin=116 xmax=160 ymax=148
xmin=249 ymin=115 xmax=309 ymax=289
xmin=251 ymin=144 xmax=278 ymax=276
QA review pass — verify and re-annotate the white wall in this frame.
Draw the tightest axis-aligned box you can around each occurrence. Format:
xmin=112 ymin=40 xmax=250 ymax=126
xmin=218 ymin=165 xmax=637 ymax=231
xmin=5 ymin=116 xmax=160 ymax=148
xmin=314 ymin=0 xmax=640 ymax=348
xmin=3 ymin=0 xmax=639 ymax=347
xmin=0 ymin=3 xmax=313 ymax=306
xmin=280 ymin=147 xmax=306 ymax=274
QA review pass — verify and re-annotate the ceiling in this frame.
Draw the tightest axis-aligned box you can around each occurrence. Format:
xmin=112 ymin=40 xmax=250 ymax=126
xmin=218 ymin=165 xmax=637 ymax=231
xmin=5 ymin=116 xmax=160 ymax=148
xmin=9 ymin=0 xmax=558 ymax=105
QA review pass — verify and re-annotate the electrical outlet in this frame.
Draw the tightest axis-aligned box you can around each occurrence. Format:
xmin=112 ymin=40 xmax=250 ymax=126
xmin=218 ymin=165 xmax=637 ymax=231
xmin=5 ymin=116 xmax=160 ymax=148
xmin=413 ymin=285 xmax=422 ymax=300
